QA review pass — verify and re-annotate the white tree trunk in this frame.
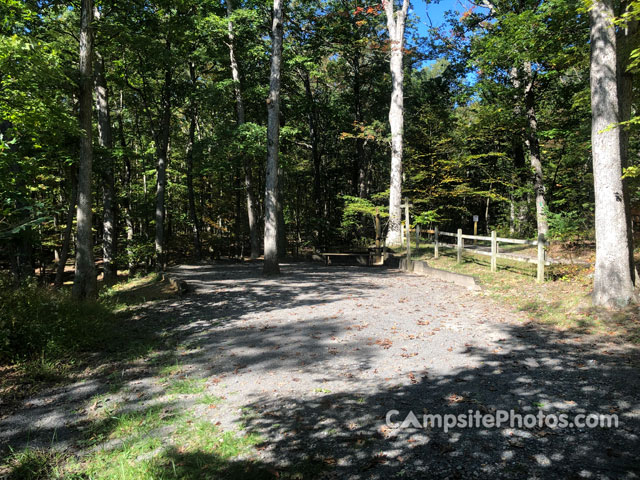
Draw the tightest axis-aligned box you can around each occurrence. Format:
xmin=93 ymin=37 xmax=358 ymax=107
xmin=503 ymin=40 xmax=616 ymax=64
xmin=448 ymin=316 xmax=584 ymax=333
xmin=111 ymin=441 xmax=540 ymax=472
xmin=263 ymin=0 xmax=283 ymax=275
xmin=384 ymin=0 xmax=410 ymax=247
xmin=72 ymin=0 xmax=97 ymax=299
xmin=590 ymin=0 xmax=636 ymax=307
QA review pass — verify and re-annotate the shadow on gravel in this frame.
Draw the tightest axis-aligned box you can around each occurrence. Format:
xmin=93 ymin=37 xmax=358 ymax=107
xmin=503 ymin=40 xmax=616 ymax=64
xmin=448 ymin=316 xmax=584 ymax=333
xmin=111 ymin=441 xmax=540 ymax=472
xmin=237 ymin=323 xmax=640 ymax=479
xmin=2 ymin=263 xmax=639 ymax=479
xmin=158 ymin=263 xmax=393 ymax=379
xmin=0 ymin=263 xmax=387 ymax=461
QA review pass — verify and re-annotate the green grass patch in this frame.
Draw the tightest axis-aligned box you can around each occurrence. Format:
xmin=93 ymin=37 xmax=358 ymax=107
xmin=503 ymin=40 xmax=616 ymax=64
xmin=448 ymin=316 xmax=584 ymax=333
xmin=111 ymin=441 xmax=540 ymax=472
xmin=167 ymin=378 xmax=206 ymax=395
xmin=65 ymin=412 xmax=270 ymax=479
xmin=100 ymin=273 xmax=176 ymax=311
xmin=18 ymin=356 xmax=71 ymax=383
xmin=197 ymin=393 xmax=224 ymax=406
xmin=5 ymin=392 xmax=328 ymax=480
xmin=0 ymin=447 xmax=67 ymax=480
xmin=84 ymin=404 xmax=179 ymax=446
xmin=158 ymin=362 xmax=184 ymax=378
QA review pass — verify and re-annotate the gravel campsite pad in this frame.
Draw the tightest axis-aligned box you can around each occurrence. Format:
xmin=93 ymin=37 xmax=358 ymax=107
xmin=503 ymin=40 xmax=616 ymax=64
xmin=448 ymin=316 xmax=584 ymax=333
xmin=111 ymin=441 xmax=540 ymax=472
xmin=1 ymin=263 xmax=639 ymax=479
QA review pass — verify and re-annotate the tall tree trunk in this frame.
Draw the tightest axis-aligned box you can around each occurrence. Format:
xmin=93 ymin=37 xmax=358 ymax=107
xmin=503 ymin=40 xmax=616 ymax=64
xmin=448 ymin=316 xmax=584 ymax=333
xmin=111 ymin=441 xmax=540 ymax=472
xmin=118 ymin=91 xmax=135 ymax=270
xmin=589 ymin=0 xmax=636 ymax=307
xmin=482 ymin=0 xmax=547 ymax=239
xmin=55 ymin=168 xmax=77 ymax=288
xmin=509 ymin=66 xmax=530 ymax=234
xmin=617 ymin=2 xmax=638 ymax=283
xmin=94 ymin=35 xmax=117 ymax=285
xmin=72 ymin=0 xmax=97 ymax=299
xmin=263 ymin=0 xmax=283 ymax=275
xmin=187 ymin=63 xmax=202 ymax=259
xmin=509 ymin=193 xmax=516 ymax=235
xmin=277 ymin=167 xmax=286 ymax=257
xmin=302 ymin=70 xmax=323 ymax=246
xmin=523 ymin=62 xmax=548 ymax=236
xmin=227 ymin=0 xmax=260 ymax=259
xmin=302 ymin=72 xmax=321 ymax=205
xmin=384 ymin=0 xmax=410 ymax=247
xmin=124 ymin=158 xmax=135 ymax=269
xmin=154 ymin=46 xmax=172 ymax=270
xmin=234 ymin=167 xmax=243 ymax=257
xmin=485 ymin=183 xmax=492 ymax=235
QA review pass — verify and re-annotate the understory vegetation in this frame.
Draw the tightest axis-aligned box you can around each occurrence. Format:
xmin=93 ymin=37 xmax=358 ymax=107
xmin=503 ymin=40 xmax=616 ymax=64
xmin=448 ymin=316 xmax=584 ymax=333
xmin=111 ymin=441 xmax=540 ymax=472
xmin=0 ymin=274 xmax=117 ymax=364
xmin=0 ymin=274 xmax=170 ymax=403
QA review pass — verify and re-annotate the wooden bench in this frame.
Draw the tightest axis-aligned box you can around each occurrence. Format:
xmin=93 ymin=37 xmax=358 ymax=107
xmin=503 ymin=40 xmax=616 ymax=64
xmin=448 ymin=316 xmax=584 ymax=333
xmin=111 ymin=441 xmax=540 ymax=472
xmin=321 ymin=252 xmax=372 ymax=266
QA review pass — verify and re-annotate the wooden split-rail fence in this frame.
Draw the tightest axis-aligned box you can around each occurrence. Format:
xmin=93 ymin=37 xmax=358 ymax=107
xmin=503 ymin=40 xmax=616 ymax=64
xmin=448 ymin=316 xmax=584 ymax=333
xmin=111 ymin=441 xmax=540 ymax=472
xmin=402 ymin=224 xmax=549 ymax=283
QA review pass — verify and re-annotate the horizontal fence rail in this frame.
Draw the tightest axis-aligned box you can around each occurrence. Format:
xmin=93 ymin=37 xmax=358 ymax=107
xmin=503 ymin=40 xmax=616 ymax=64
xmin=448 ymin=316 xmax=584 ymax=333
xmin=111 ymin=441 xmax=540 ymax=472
xmin=402 ymin=225 xmax=549 ymax=282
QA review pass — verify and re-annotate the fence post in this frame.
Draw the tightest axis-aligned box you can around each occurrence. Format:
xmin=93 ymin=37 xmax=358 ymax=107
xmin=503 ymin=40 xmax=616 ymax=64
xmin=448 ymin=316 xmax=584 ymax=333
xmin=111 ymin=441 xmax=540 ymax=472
xmin=491 ymin=230 xmax=497 ymax=272
xmin=537 ymin=233 xmax=545 ymax=283
xmin=405 ymin=197 xmax=411 ymax=266
xmin=375 ymin=208 xmax=382 ymax=265
xmin=434 ymin=226 xmax=439 ymax=259
xmin=416 ymin=224 xmax=421 ymax=253
xmin=457 ymin=228 xmax=462 ymax=264
xmin=473 ymin=218 xmax=478 ymax=245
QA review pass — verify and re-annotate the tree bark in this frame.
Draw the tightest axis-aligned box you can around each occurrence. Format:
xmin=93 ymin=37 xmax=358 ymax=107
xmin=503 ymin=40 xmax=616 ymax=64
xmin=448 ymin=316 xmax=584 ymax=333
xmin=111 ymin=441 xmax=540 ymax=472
xmin=263 ymin=0 xmax=283 ymax=275
xmin=384 ymin=0 xmax=410 ymax=247
xmin=277 ymin=166 xmax=286 ymax=257
xmin=589 ymin=0 xmax=636 ymax=307
xmin=523 ymin=62 xmax=548 ymax=236
xmin=301 ymin=70 xmax=324 ymax=246
xmin=485 ymin=185 xmax=492 ymax=235
xmin=227 ymin=0 xmax=260 ymax=259
xmin=55 ymin=167 xmax=77 ymax=288
xmin=72 ymin=0 xmax=97 ymax=299
xmin=187 ymin=62 xmax=202 ymax=259
xmin=617 ymin=2 xmax=638 ymax=283
xmin=94 ymin=34 xmax=117 ymax=285
xmin=154 ymin=43 xmax=172 ymax=270
xmin=117 ymin=90 xmax=135 ymax=271
xmin=509 ymin=193 xmax=516 ymax=235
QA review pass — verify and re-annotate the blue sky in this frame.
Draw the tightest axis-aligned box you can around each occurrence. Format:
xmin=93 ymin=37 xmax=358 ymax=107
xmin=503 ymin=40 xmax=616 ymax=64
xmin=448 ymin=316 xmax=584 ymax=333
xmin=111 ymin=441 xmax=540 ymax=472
xmin=411 ymin=0 xmax=463 ymax=33
xmin=407 ymin=0 xmax=481 ymax=80
xmin=406 ymin=1 xmax=460 ymax=69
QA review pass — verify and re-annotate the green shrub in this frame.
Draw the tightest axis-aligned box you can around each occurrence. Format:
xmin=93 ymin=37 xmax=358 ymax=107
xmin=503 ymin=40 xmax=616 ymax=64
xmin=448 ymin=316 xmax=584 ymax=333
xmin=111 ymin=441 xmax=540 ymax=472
xmin=547 ymin=210 xmax=590 ymax=242
xmin=120 ymin=238 xmax=155 ymax=270
xmin=0 ymin=274 xmax=117 ymax=363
